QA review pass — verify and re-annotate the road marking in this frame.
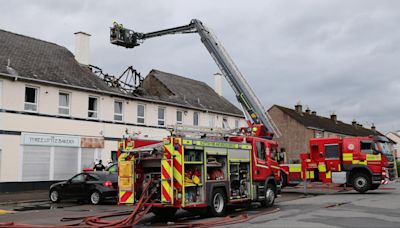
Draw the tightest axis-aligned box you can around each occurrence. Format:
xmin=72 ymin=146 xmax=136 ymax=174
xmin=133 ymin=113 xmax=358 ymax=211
xmin=0 ymin=209 xmax=14 ymax=215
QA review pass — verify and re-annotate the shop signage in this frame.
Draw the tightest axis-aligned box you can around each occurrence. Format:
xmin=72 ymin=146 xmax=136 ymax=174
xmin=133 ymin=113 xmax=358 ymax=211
xmin=22 ymin=133 xmax=80 ymax=147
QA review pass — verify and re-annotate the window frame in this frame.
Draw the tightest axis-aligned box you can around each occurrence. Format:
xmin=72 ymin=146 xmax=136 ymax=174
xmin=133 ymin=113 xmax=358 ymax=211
xmin=87 ymin=96 xmax=99 ymax=119
xmin=256 ymin=141 xmax=266 ymax=160
xmin=235 ymin=119 xmax=239 ymax=129
xmin=157 ymin=106 xmax=166 ymax=126
xmin=222 ymin=116 xmax=229 ymax=129
xmin=137 ymin=103 xmax=146 ymax=124
xmin=193 ymin=112 xmax=199 ymax=126
xmin=325 ymin=143 xmax=340 ymax=159
xmin=176 ymin=110 xmax=183 ymax=125
xmin=58 ymin=91 xmax=71 ymax=116
xmin=114 ymin=100 xmax=124 ymax=122
xmin=24 ymin=86 xmax=39 ymax=112
xmin=209 ymin=114 xmax=215 ymax=128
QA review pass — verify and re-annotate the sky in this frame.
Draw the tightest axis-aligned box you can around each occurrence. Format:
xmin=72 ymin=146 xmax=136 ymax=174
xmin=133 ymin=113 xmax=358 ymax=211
xmin=1 ymin=0 xmax=400 ymax=133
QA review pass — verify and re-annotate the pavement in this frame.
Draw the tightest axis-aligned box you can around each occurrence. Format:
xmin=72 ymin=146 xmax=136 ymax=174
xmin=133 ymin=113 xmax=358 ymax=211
xmin=0 ymin=190 xmax=48 ymax=205
xmin=0 ymin=182 xmax=399 ymax=227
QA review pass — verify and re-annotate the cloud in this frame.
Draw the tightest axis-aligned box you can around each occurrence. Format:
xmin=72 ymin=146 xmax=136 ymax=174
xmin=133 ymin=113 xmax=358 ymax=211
xmin=1 ymin=0 xmax=399 ymax=132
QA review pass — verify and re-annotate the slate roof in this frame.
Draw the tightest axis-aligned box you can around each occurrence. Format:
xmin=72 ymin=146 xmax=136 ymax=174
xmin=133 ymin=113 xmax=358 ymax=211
xmin=143 ymin=69 xmax=243 ymax=116
xmin=0 ymin=29 xmax=121 ymax=93
xmin=0 ymin=29 xmax=243 ymax=117
xmin=271 ymin=105 xmax=382 ymax=136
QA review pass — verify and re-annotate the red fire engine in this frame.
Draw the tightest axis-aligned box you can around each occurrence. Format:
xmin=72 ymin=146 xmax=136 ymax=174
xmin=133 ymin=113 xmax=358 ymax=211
xmin=117 ymin=127 xmax=281 ymax=217
xmin=280 ymin=135 xmax=396 ymax=193
xmin=110 ymin=19 xmax=282 ymax=217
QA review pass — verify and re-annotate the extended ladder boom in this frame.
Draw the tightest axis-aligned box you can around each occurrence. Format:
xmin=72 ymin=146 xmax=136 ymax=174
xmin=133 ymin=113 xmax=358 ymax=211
xmin=110 ymin=19 xmax=281 ymax=138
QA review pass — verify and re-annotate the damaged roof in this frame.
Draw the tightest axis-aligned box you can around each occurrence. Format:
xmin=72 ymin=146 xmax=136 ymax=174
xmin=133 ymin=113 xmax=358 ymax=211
xmin=0 ymin=29 xmax=243 ymax=117
xmin=0 ymin=29 xmax=121 ymax=93
xmin=271 ymin=105 xmax=382 ymax=136
xmin=143 ymin=69 xmax=243 ymax=116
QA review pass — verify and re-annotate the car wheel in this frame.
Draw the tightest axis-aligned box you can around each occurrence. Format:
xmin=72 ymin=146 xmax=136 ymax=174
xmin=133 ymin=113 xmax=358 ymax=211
xmin=49 ymin=189 xmax=60 ymax=203
xmin=352 ymin=173 xmax=371 ymax=193
xmin=90 ymin=191 xmax=102 ymax=205
xmin=261 ymin=183 xmax=276 ymax=207
xmin=209 ymin=188 xmax=227 ymax=217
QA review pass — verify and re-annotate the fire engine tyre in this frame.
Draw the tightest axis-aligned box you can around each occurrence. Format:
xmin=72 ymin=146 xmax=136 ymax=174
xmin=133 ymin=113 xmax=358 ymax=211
xmin=352 ymin=173 xmax=371 ymax=193
xmin=261 ymin=183 xmax=276 ymax=207
xmin=209 ymin=189 xmax=227 ymax=217
xmin=89 ymin=191 xmax=102 ymax=205
xmin=49 ymin=189 xmax=60 ymax=203
xmin=370 ymin=184 xmax=381 ymax=190
xmin=152 ymin=208 xmax=177 ymax=220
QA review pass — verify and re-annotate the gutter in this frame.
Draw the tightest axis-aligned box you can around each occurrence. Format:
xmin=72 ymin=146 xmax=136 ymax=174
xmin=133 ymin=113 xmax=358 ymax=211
xmin=0 ymin=72 xmax=244 ymax=118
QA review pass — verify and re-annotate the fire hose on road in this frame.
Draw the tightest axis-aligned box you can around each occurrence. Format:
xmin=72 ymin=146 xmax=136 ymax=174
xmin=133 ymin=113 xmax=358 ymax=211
xmin=0 ymin=180 xmax=280 ymax=228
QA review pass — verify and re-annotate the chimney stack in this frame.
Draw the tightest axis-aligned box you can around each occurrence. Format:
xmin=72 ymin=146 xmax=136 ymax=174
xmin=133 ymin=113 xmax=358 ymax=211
xmin=74 ymin=31 xmax=91 ymax=66
xmin=305 ymin=106 xmax=311 ymax=114
xmin=311 ymin=111 xmax=317 ymax=116
xmin=330 ymin=113 xmax=337 ymax=123
xmin=214 ymin=72 xmax=222 ymax=96
xmin=352 ymin=119 xmax=357 ymax=126
xmin=371 ymin=123 xmax=376 ymax=132
xmin=295 ymin=103 xmax=302 ymax=114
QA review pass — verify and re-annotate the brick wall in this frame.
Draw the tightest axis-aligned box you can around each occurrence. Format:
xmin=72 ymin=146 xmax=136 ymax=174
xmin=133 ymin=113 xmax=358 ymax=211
xmin=268 ymin=106 xmax=314 ymax=163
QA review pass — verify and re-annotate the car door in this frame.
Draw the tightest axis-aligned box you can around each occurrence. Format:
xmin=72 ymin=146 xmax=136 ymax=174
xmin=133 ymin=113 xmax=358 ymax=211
xmin=63 ymin=173 xmax=86 ymax=199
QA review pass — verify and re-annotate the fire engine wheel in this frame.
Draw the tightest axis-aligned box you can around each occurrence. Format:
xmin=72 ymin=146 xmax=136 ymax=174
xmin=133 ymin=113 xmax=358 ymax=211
xmin=209 ymin=189 xmax=227 ymax=217
xmin=370 ymin=184 xmax=381 ymax=190
xmin=352 ymin=173 xmax=371 ymax=193
xmin=90 ymin=191 xmax=102 ymax=205
xmin=49 ymin=189 xmax=60 ymax=203
xmin=261 ymin=183 xmax=276 ymax=207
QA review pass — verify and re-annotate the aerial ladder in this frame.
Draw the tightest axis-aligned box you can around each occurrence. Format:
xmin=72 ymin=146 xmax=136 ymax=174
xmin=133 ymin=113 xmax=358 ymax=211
xmin=110 ymin=19 xmax=281 ymax=139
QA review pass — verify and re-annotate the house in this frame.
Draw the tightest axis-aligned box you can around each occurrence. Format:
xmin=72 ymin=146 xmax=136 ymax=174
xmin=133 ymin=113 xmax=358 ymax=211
xmin=385 ymin=132 xmax=400 ymax=160
xmin=0 ymin=29 xmax=245 ymax=190
xmin=268 ymin=104 xmax=381 ymax=163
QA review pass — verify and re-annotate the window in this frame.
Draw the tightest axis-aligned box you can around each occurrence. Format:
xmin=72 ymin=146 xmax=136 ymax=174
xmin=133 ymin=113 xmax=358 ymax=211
xmin=325 ymin=144 xmax=339 ymax=159
xmin=176 ymin=110 xmax=183 ymax=125
xmin=158 ymin=107 xmax=165 ymax=126
xmin=137 ymin=104 xmax=145 ymax=124
xmin=58 ymin=92 xmax=70 ymax=115
xmin=360 ymin=141 xmax=374 ymax=154
xmin=114 ymin=100 xmax=123 ymax=121
xmin=209 ymin=114 xmax=215 ymax=127
xmin=88 ymin=97 xmax=98 ymax=118
xmin=222 ymin=117 xmax=229 ymax=129
xmin=24 ymin=86 xmax=38 ymax=111
xmin=193 ymin=112 xmax=199 ymax=126
xmin=235 ymin=119 xmax=239 ymax=129
xmin=70 ymin=174 xmax=86 ymax=183
xmin=256 ymin=141 xmax=266 ymax=160
xmin=0 ymin=80 xmax=3 ymax=108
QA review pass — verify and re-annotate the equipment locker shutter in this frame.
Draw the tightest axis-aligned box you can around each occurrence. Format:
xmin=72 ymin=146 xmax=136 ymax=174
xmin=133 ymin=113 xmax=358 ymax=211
xmin=22 ymin=146 xmax=50 ymax=181
xmin=54 ymin=147 xmax=78 ymax=180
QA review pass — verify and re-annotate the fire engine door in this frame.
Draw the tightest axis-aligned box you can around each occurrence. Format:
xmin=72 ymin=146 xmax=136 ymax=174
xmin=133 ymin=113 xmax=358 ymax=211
xmin=253 ymin=140 xmax=269 ymax=179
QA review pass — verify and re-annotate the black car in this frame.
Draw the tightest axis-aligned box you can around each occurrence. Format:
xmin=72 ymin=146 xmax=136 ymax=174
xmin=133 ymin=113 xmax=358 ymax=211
xmin=49 ymin=172 xmax=118 ymax=205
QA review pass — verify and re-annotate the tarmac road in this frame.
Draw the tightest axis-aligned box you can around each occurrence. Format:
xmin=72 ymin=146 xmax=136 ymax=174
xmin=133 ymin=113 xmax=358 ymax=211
xmin=0 ymin=182 xmax=399 ymax=227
